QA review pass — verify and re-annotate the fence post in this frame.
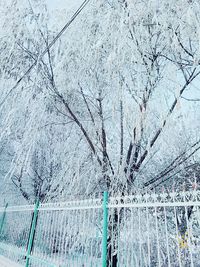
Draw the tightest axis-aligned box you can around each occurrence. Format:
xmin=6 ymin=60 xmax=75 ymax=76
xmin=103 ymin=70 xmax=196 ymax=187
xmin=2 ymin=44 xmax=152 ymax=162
xmin=0 ymin=203 xmax=8 ymax=237
xmin=25 ymin=199 xmax=39 ymax=267
xmin=102 ymin=191 xmax=108 ymax=267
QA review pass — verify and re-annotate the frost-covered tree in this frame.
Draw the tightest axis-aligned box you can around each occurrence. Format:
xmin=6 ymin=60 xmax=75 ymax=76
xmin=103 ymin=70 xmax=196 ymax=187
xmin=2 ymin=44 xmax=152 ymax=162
xmin=1 ymin=0 xmax=200 ymax=265
xmin=36 ymin=0 xmax=200 ymax=195
xmin=33 ymin=1 xmax=200 ymax=265
xmin=2 ymin=0 xmax=200 ymax=195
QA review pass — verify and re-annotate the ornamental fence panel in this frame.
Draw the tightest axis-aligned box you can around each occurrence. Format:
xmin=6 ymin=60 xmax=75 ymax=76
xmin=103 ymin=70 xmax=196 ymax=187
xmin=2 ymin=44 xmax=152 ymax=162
xmin=0 ymin=190 xmax=200 ymax=267
xmin=108 ymin=190 xmax=200 ymax=267
xmin=0 ymin=197 xmax=104 ymax=267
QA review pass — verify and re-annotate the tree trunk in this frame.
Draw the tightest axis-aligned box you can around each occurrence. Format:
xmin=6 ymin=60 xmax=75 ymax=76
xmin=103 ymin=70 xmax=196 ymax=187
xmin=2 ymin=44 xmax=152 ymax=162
xmin=106 ymin=209 xmax=119 ymax=267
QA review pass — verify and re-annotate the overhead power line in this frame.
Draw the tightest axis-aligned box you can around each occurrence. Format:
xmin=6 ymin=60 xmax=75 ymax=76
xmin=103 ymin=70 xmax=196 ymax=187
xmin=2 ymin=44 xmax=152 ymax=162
xmin=0 ymin=0 xmax=91 ymax=106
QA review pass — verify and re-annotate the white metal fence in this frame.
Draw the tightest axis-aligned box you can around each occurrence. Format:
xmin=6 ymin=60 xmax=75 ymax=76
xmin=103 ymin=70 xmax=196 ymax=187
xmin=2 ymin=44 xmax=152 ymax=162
xmin=108 ymin=190 xmax=200 ymax=267
xmin=0 ymin=190 xmax=200 ymax=267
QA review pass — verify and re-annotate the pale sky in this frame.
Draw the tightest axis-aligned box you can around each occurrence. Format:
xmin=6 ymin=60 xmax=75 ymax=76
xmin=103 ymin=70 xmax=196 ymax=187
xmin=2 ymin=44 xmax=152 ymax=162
xmin=46 ymin=0 xmax=82 ymax=11
xmin=44 ymin=0 xmax=200 ymax=105
xmin=45 ymin=0 xmax=83 ymax=29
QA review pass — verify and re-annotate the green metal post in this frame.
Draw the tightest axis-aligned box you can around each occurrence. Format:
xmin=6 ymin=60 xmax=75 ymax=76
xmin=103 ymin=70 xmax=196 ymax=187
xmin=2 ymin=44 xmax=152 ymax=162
xmin=0 ymin=203 xmax=8 ymax=236
xmin=102 ymin=191 xmax=108 ymax=267
xmin=25 ymin=199 xmax=39 ymax=267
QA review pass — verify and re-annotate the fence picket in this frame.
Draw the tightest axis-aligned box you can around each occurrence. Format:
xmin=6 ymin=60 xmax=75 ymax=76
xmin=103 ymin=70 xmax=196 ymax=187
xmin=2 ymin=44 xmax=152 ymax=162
xmin=102 ymin=192 xmax=108 ymax=267
xmin=25 ymin=199 xmax=40 ymax=267
xmin=0 ymin=190 xmax=199 ymax=266
xmin=0 ymin=203 xmax=8 ymax=237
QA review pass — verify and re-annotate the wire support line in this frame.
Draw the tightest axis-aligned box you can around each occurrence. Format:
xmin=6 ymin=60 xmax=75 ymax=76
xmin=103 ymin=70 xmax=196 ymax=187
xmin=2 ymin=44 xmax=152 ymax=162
xmin=0 ymin=0 xmax=91 ymax=107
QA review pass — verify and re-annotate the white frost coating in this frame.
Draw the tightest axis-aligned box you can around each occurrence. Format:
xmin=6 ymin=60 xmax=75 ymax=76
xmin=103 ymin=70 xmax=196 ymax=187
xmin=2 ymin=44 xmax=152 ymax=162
xmin=0 ymin=256 xmax=23 ymax=267
xmin=0 ymin=189 xmax=200 ymax=266
xmin=0 ymin=0 xmax=200 ymax=203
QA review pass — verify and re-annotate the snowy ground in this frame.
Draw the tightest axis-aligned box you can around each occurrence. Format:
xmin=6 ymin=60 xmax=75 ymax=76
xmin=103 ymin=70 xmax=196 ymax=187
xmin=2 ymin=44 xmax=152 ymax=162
xmin=0 ymin=256 xmax=22 ymax=267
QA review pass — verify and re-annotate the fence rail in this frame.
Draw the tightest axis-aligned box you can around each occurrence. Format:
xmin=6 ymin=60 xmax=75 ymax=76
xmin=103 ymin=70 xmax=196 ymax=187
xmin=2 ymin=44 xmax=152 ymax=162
xmin=0 ymin=190 xmax=200 ymax=267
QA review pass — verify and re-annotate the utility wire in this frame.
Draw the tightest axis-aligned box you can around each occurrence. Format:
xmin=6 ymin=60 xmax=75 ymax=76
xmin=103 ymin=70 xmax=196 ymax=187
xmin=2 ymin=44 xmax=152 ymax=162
xmin=0 ymin=0 xmax=91 ymax=107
